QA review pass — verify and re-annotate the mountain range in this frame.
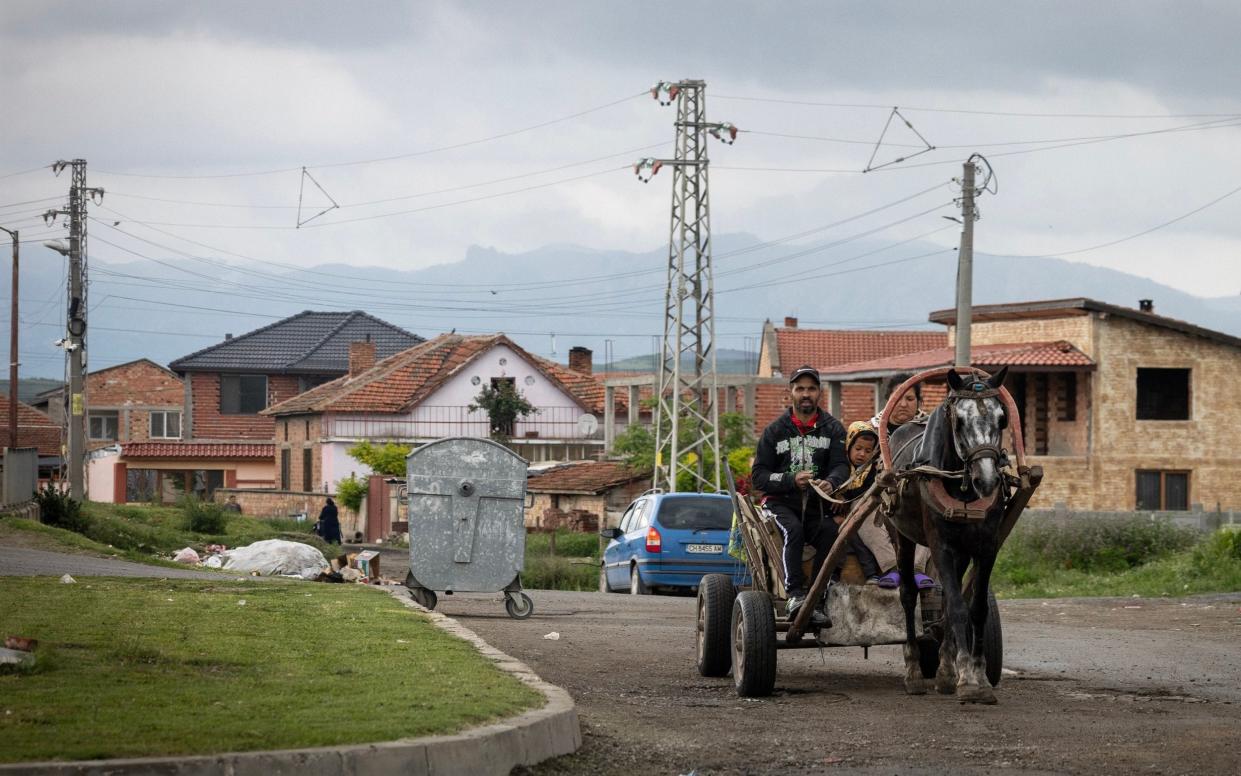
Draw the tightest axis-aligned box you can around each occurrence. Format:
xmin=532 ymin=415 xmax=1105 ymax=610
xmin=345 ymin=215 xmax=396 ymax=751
xmin=7 ymin=233 xmax=1238 ymax=380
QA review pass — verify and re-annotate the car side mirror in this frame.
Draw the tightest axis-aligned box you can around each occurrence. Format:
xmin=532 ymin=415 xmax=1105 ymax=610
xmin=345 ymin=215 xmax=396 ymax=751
xmin=599 ymin=527 xmax=621 ymax=540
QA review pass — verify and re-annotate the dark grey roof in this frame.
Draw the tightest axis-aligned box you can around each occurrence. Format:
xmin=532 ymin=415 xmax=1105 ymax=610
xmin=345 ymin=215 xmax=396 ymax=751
xmin=168 ymin=311 xmax=423 ymax=374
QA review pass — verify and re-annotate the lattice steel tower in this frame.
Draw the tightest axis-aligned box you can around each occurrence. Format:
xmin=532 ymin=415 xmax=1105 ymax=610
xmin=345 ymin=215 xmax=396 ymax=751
xmin=637 ymin=80 xmax=737 ymax=492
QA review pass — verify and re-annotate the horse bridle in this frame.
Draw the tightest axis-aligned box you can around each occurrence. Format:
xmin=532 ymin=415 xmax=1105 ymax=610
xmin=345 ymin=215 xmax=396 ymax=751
xmin=945 ymin=382 xmax=1006 ymax=490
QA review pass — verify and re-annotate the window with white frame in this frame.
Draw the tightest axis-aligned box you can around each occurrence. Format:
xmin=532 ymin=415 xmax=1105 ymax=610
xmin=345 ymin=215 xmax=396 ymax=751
xmin=89 ymin=410 xmax=119 ymax=441
xmin=149 ymin=410 xmax=181 ymax=439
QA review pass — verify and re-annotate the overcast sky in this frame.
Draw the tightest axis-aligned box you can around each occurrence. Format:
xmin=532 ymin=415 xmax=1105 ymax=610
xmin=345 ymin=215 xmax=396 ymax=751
xmin=3 ymin=0 xmax=1239 ymax=331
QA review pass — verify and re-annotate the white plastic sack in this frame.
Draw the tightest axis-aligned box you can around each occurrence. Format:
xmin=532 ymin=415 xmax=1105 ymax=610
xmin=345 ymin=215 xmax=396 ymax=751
xmin=219 ymin=539 xmax=328 ymax=580
xmin=173 ymin=547 xmax=200 ymax=564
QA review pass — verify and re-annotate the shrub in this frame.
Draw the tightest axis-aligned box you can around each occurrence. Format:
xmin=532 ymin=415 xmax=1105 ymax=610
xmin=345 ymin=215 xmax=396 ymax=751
xmin=1191 ymin=527 xmax=1241 ymax=573
xmin=526 ymin=528 xmax=600 ymax=558
xmin=336 ymin=475 xmax=367 ymax=513
xmin=522 ymin=555 xmax=596 ymax=591
xmin=35 ymin=485 xmax=90 ymax=534
xmin=181 ymin=496 xmax=227 ymax=535
xmin=1008 ymin=516 xmax=1195 ymax=572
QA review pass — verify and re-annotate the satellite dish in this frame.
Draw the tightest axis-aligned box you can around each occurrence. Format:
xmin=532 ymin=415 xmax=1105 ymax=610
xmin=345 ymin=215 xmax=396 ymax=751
xmin=576 ymin=414 xmax=599 ymax=437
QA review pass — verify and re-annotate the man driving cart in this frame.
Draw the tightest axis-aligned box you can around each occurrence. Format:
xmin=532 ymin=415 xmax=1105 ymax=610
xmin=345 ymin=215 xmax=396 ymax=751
xmin=751 ymin=365 xmax=850 ymax=626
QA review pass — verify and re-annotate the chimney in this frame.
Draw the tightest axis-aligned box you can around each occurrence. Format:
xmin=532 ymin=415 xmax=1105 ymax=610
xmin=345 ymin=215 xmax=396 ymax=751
xmin=568 ymin=346 xmax=593 ymax=375
xmin=224 ymin=333 xmax=233 ymax=340
xmin=784 ymin=316 xmax=798 ymax=328
xmin=348 ymin=341 xmax=376 ymax=377
xmin=1138 ymin=299 xmax=1154 ymax=313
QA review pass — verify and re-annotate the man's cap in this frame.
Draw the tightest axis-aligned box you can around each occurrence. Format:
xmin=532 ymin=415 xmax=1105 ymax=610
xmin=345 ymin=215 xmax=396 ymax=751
xmin=789 ymin=365 xmax=820 ymax=385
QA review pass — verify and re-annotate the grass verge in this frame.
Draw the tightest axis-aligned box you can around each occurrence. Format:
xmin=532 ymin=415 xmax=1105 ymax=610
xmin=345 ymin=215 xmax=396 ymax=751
xmin=993 ymin=521 xmax=1241 ymax=599
xmin=0 ymin=577 xmax=542 ymax=763
xmin=523 ymin=529 xmax=600 ymax=591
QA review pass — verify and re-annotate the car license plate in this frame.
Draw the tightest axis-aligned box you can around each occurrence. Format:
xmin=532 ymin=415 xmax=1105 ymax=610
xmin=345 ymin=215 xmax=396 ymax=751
xmin=687 ymin=544 xmax=723 ymax=554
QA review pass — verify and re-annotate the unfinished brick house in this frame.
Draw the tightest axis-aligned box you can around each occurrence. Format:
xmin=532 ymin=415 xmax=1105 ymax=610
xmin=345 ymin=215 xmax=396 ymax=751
xmin=263 ymin=333 xmax=622 ymax=494
xmin=755 ymin=316 xmax=946 ymax=429
xmin=822 ymin=297 xmax=1241 ymax=512
xmin=526 ymin=461 xmax=651 ymax=530
xmin=34 ymin=359 xmax=185 ymax=451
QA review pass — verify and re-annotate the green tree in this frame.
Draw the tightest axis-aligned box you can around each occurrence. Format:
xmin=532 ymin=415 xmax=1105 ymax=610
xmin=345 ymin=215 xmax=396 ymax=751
xmin=347 ymin=440 xmax=411 ymax=476
xmin=612 ymin=411 xmax=756 ymax=492
xmin=469 ymin=380 xmax=537 ymax=441
xmin=335 ymin=474 xmax=367 ymax=512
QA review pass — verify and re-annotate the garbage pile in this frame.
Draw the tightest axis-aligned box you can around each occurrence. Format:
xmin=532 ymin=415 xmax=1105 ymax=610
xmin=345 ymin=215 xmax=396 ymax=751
xmin=170 ymin=540 xmax=394 ymax=584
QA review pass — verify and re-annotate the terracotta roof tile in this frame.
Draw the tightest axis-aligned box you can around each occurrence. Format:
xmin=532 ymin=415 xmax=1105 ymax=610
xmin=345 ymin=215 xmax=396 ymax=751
xmin=122 ymin=442 xmax=275 ymax=459
xmin=0 ymin=395 xmax=62 ymax=456
xmin=527 ymin=461 xmax=650 ymax=494
xmin=775 ymin=328 xmax=946 ymax=374
xmin=820 ymin=340 xmax=1094 ymax=378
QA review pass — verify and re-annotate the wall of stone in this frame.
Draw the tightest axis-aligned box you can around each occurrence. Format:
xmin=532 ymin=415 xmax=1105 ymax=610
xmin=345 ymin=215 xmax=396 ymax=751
xmin=213 ymin=487 xmax=363 ymax=538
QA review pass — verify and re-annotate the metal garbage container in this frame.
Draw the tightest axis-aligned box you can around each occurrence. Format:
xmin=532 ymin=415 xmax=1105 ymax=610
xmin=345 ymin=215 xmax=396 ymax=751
xmin=403 ymin=437 xmax=534 ymax=619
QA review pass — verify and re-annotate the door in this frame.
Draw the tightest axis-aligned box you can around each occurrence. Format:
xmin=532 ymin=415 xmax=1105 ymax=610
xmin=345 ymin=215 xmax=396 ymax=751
xmin=606 ymin=501 xmax=639 ymax=589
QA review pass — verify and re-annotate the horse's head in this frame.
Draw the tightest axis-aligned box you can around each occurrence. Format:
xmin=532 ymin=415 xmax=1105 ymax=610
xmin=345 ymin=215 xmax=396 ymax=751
xmin=944 ymin=366 xmax=1009 ymax=498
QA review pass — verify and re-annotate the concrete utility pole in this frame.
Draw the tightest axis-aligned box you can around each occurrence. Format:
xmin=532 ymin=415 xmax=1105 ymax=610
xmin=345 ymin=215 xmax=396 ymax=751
xmin=47 ymin=159 xmax=102 ymax=501
xmin=637 ymin=80 xmax=737 ymax=492
xmin=953 ymin=158 xmax=978 ymax=368
xmin=0 ymin=225 xmax=17 ymax=450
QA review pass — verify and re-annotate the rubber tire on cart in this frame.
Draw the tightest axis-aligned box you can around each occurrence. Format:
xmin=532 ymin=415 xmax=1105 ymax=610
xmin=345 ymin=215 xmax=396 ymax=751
xmin=732 ymin=590 xmax=777 ymax=697
xmin=629 ymin=564 xmax=649 ymax=595
xmin=599 ymin=564 xmax=615 ymax=594
xmin=505 ymin=592 xmax=535 ymax=619
xmin=696 ymin=574 xmax=736 ymax=677
xmin=983 ymin=589 xmax=1003 ymax=687
xmin=410 ymin=587 xmax=437 ymax=611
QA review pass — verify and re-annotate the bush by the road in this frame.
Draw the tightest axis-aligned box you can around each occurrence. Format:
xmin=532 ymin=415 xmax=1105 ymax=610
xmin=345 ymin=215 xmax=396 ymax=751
xmin=181 ymin=495 xmax=227 ymax=534
xmin=35 ymin=486 xmax=89 ymax=534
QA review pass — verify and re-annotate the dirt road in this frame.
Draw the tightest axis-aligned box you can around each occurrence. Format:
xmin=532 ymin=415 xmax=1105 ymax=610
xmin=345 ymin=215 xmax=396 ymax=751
xmin=431 ymin=588 xmax=1240 ymax=775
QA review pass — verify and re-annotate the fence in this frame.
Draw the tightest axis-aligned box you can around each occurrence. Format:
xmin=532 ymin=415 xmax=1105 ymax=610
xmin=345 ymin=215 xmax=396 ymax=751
xmin=324 ymin=405 xmax=602 ymax=442
xmin=1 ymin=447 xmax=38 ymax=506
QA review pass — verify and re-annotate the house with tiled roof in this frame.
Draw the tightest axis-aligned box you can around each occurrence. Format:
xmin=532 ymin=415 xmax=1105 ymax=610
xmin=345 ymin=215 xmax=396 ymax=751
xmin=262 ymin=333 xmax=620 ymax=493
xmin=0 ymin=395 xmax=62 ymax=477
xmin=34 ymin=359 xmax=185 ymax=452
xmin=821 ymin=297 xmax=1241 ymax=513
xmin=525 ymin=461 xmax=652 ymax=530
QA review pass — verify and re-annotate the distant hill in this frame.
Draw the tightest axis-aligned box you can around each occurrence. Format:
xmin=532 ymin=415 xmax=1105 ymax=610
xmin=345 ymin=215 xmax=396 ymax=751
xmin=602 ymin=348 xmax=754 ymax=374
xmin=0 ymin=378 xmax=62 ymax=403
xmin=5 ymin=234 xmax=1239 ymax=375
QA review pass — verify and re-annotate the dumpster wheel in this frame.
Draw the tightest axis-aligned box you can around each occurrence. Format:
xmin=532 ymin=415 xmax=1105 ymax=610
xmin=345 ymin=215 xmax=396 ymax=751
xmin=410 ymin=587 xmax=438 ymax=610
xmin=505 ymin=591 xmax=535 ymax=619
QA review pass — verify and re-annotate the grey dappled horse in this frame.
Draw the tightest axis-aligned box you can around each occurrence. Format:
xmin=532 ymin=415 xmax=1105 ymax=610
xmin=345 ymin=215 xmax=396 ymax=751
xmin=887 ymin=367 xmax=1009 ymax=703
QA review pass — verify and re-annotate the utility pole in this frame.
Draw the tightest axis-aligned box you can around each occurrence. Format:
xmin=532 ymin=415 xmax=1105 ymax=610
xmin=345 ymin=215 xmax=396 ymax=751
xmin=636 ymin=81 xmax=737 ymax=492
xmin=46 ymin=159 xmax=101 ymax=501
xmin=0 ymin=225 xmax=17 ymax=450
xmin=953 ymin=158 xmax=978 ymax=368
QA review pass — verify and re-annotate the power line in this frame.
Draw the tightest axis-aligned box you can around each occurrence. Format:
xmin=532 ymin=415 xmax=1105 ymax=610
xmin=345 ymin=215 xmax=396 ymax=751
xmin=91 ymin=92 xmax=647 ymax=180
xmin=714 ymin=94 xmax=1241 ymax=120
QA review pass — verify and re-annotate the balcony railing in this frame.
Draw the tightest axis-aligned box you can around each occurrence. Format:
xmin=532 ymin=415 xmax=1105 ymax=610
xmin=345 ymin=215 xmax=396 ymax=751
xmin=324 ymin=406 xmax=603 ymax=442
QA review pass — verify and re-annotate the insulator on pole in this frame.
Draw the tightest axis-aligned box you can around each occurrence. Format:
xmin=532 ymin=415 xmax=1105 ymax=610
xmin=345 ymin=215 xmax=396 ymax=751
xmin=710 ymin=122 xmax=738 ymax=145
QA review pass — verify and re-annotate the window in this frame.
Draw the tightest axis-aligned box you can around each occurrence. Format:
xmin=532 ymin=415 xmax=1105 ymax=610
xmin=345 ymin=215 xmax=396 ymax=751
xmin=619 ymin=502 xmax=639 ymax=533
xmin=1058 ymin=373 xmax=1077 ymax=422
xmin=280 ymin=449 xmax=291 ymax=490
xmin=149 ymin=411 xmax=181 ymax=439
xmin=89 ymin=410 xmax=119 ymax=441
xmin=1136 ymin=368 xmax=1190 ymax=420
xmin=302 ymin=448 xmax=313 ymax=492
xmin=655 ymin=497 xmax=733 ymax=530
xmin=220 ymin=374 xmax=268 ymax=414
xmin=1135 ymin=470 xmax=1189 ymax=511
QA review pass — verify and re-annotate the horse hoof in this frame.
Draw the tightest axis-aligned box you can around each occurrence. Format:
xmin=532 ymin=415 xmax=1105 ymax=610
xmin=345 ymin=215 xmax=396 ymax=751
xmin=957 ymin=685 xmax=997 ymax=705
xmin=935 ymin=676 xmax=956 ymax=695
xmin=904 ymin=678 xmax=927 ymax=696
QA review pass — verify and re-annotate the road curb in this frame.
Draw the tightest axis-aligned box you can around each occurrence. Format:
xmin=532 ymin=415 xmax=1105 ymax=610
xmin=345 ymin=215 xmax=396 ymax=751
xmin=2 ymin=585 xmax=581 ymax=776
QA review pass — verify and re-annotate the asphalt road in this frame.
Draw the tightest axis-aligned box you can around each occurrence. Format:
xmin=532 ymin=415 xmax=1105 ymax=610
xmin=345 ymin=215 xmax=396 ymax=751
xmin=436 ymin=588 xmax=1241 ymax=776
xmin=0 ymin=545 xmax=255 ymax=581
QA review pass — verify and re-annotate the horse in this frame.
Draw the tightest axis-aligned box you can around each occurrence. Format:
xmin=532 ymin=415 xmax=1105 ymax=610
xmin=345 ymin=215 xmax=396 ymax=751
xmin=885 ymin=366 xmax=1010 ymax=704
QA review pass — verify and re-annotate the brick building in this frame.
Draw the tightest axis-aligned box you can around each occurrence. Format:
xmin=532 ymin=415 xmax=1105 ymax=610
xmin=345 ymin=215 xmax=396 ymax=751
xmin=526 ymin=461 xmax=651 ymax=530
xmin=34 ymin=359 xmax=185 ymax=451
xmin=821 ymin=297 xmax=1241 ymax=512
xmin=0 ymin=395 xmax=62 ymax=478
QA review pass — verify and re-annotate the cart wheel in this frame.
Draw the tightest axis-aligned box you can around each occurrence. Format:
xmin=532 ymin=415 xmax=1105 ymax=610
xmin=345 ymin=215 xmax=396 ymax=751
xmin=410 ymin=587 xmax=437 ymax=610
xmin=696 ymin=574 xmax=736 ymax=677
xmin=629 ymin=564 xmax=649 ymax=595
xmin=917 ymin=636 xmax=940 ymax=679
xmin=505 ymin=592 xmax=535 ymax=619
xmin=599 ymin=564 xmax=615 ymax=594
xmin=983 ymin=589 xmax=1002 ymax=687
xmin=732 ymin=591 xmax=777 ymax=697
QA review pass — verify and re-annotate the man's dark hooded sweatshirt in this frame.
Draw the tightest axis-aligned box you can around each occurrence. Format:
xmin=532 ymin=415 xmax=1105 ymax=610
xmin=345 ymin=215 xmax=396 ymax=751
xmin=751 ymin=409 xmax=850 ymax=595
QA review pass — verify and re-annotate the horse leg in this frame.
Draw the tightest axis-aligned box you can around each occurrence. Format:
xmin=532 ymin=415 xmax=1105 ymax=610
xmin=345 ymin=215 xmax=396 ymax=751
xmin=961 ymin=550 xmax=999 ymax=704
xmin=936 ymin=539 xmax=981 ymax=699
xmin=896 ymin=534 xmax=925 ymax=695
xmin=934 ymin=545 xmax=964 ymax=695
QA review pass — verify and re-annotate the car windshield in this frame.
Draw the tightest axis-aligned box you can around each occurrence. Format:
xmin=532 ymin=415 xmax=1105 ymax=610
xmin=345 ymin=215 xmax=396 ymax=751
xmin=656 ymin=498 xmax=732 ymax=530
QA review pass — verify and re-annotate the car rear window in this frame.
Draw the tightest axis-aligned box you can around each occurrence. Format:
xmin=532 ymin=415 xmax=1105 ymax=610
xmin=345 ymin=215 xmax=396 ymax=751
xmin=656 ymin=498 xmax=733 ymax=530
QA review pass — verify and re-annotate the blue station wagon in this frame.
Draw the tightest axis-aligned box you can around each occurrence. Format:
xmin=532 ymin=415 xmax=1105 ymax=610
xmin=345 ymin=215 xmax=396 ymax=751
xmin=600 ymin=492 xmax=747 ymax=594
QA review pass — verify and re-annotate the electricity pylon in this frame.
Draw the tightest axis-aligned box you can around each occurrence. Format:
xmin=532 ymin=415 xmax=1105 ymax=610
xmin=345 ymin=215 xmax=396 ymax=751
xmin=636 ymin=80 xmax=737 ymax=492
